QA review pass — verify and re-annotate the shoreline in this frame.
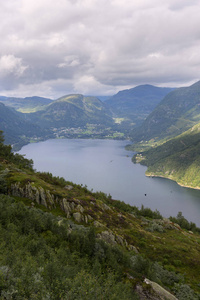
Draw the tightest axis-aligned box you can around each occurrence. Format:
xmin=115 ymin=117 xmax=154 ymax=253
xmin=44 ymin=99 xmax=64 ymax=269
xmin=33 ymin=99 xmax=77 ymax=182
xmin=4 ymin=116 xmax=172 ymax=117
xmin=146 ymin=172 xmax=200 ymax=191
xmin=13 ymin=135 xmax=130 ymax=152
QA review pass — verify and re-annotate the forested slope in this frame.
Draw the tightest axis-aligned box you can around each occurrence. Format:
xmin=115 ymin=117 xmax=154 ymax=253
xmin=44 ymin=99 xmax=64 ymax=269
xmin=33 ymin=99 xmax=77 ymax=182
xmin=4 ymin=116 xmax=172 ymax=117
xmin=133 ymin=122 xmax=200 ymax=189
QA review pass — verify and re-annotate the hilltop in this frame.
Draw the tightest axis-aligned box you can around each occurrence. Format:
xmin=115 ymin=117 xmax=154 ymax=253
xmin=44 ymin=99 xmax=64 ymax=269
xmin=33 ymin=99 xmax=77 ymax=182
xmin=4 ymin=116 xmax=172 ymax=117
xmin=0 ymin=95 xmax=52 ymax=113
xmin=25 ymin=94 xmax=113 ymax=129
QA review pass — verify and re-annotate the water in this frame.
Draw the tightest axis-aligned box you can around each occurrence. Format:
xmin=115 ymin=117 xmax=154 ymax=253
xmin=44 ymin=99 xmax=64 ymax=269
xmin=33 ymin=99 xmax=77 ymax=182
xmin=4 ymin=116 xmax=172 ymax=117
xmin=18 ymin=138 xmax=200 ymax=226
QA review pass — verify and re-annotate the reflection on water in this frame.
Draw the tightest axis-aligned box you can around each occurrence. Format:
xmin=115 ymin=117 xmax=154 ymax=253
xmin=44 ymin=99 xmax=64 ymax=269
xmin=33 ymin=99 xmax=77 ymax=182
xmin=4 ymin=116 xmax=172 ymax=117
xmin=18 ymin=139 xmax=200 ymax=226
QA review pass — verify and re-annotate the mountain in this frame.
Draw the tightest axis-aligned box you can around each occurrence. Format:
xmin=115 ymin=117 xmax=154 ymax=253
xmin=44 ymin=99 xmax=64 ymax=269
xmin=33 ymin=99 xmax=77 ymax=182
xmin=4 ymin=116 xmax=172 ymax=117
xmin=131 ymin=81 xmax=200 ymax=142
xmin=105 ymin=85 xmax=174 ymax=127
xmin=0 ymin=96 xmax=53 ymax=113
xmin=0 ymin=134 xmax=200 ymax=299
xmin=95 ymin=95 xmax=111 ymax=101
xmin=133 ymin=122 xmax=200 ymax=189
xmin=0 ymin=102 xmax=46 ymax=147
xmin=25 ymin=94 xmax=114 ymax=129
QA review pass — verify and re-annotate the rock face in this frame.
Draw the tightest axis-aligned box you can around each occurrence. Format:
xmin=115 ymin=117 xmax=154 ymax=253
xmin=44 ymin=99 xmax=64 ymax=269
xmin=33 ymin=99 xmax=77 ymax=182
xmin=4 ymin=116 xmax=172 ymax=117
xmin=97 ymin=230 xmax=138 ymax=253
xmin=144 ymin=278 xmax=178 ymax=300
xmin=10 ymin=183 xmax=94 ymax=225
xmin=10 ymin=182 xmax=56 ymax=209
xmin=9 ymin=182 xmax=137 ymax=252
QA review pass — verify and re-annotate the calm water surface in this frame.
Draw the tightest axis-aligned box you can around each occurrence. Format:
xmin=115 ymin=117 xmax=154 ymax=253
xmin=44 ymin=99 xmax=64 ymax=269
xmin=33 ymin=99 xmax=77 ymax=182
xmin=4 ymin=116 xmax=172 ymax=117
xmin=18 ymin=139 xmax=200 ymax=226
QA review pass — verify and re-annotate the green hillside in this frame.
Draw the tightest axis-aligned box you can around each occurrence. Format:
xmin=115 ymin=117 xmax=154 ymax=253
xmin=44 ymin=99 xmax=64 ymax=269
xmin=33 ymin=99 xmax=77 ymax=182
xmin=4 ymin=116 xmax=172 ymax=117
xmin=0 ymin=103 xmax=47 ymax=149
xmin=105 ymin=85 xmax=174 ymax=128
xmin=0 ymin=96 xmax=53 ymax=113
xmin=132 ymin=122 xmax=200 ymax=189
xmin=131 ymin=81 xmax=200 ymax=142
xmin=0 ymin=131 xmax=200 ymax=299
xmin=26 ymin=94 xmax=114 ymax=129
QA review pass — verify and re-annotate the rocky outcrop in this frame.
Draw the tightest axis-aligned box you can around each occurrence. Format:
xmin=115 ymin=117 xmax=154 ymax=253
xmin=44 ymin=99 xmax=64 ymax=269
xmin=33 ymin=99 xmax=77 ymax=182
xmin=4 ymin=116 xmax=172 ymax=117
xmin=97 ymin=230 xmax=139 ymax=253
xmin=144 ymin=278 xmax=178 ymax=300
xmin=61 ymin=198 xmax=75 ymax=218
xmin=9 ymin=182 xmax=138 ymax=252
xmin=10 ymin=182 xmax=56 ymax=209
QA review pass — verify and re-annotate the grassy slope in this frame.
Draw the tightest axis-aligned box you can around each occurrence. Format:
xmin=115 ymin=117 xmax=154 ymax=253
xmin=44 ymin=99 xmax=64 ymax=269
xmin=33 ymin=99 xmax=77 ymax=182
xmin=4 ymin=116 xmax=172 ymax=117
xmin=133 ymin=123 xmax=200 ymax=189
xmin=131 ymin=81 xmax=200 ymax=142
xmin=1 ymin=141 xmax=200 ymax=298
xmin=0 ymin=103 xmax=46 ymax=147
xmin=0 ymin=96 xmax=53 ymax=113
xmin=26 ymin=94 xmax=114 ymax=129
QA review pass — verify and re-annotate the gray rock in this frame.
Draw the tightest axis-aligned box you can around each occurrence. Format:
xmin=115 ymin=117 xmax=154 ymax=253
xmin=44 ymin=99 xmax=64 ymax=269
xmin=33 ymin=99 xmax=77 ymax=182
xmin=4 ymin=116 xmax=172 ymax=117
xmin=76 ymin=204 xmax=84 ymax=213
xmin=144 ymin=278 xmax=178 ymax=300
xmin=93 ymin=221 xmax=104 ymax=228
xmin=46 ymin=190 xmax=55 ymax=207
xmin=128 ymin=244 xmax=139 ymax=253
xmin=73 ymin=212 xmax=83 ymax=223
xmin=84 ymin=215 xmax=88 ymax=224
xmin=87 ymin=214 xmax=93 ymax=221
xmin=38 ymin=187 xmax=47 ymax=207
xmin=115 ymin=234 xmax=124 ymax=246
xmin=97 ymin=230 xmax=116 ymax=245
xmin=64 ymin=185 xmax=73 ymax=190
xmin=61 ymin=198 xmax=72 ymax=218
xmin=10 ymin=182 xmax=55 ymax=209
xmin=102 ymin=203 xmax=111 ymax=211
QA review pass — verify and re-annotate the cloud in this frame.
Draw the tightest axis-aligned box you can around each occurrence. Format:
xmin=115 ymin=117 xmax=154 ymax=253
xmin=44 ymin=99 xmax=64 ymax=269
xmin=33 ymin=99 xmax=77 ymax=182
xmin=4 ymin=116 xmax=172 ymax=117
xmin=0 ymin=0 xmax=200 ymax=97
xmin=0 ymin=55 xmax=28 ymax=77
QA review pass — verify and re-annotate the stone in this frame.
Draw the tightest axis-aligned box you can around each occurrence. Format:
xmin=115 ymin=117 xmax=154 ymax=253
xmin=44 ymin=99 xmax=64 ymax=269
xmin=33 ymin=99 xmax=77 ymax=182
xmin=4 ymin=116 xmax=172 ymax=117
xmin=128 ymin=244 xmax=139 ymax=253
xmin=64 ymin=185 xmax=73 ymax=190
xmin=61 ymin=198 xmax=72 ymax=218
xmin=144 ymin=278 xmax=178 ymax=300
xmin=76 ymin=204 xmax=84 ymax=213
xmin=46 ymin=190 xmax=55 ymax=207
xmin=87 ymin=214 xmax=93 ymax=221
xmin=102 ymin=203 xmax=111 ymax=211
xmin=38 ymin=187 xmax=47 ymax=207
xmin=97 ymin=230 xmax=116 ymax=245
xmin=84 ymin=215 xmax=88 ymax=224
xmin=73 ymin=212 xmax=83 ymax=223
xmin=115 ymin=234 xmax=124 ymax=246
xmin=93 ymin=221 xmax=104 ymax=228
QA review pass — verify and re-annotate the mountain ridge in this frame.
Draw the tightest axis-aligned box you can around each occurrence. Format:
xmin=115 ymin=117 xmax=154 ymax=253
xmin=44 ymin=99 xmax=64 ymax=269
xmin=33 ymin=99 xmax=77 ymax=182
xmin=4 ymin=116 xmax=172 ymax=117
xmin=131 ymin=81 xmax=200 ymax=142
xmin=105 ymin=84 xmax=174 ymax=127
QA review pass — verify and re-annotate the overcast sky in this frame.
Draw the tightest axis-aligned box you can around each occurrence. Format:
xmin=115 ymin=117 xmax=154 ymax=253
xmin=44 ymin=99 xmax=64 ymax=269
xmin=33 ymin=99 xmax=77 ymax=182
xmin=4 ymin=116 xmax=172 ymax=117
xmin=1 ymin=0 xmax=200 ymax=99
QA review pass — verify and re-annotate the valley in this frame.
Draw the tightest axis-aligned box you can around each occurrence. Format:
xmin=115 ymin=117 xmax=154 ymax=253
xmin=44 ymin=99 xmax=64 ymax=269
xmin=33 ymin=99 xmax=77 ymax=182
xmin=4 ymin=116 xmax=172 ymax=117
xmin=1 ymin=81 xmax=200 ymax=298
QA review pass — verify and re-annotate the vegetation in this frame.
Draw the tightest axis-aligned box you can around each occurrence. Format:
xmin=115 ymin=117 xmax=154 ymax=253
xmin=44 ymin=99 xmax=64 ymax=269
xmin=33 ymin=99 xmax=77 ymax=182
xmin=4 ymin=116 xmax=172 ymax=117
xmin=105 ymin=84 xmax=173 ymax=128
xmin=131 ymin=81 xmax=200 ymax=142
xmin=0 ymin=131 xmax=200 ymax=298
xmin=132 ymin=122 xmax=200 ymax=189
xmin=24 ymin=95 xmax=114 ymax=130
xmin=0 ymin=103 xmax=47 ymax=148
xmin=0 ymin=95 xmax=52 ymax=112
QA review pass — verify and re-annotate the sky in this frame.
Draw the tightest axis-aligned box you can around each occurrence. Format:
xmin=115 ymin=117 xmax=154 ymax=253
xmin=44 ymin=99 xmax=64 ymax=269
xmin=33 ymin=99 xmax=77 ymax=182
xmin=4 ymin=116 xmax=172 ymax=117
xmin=1 ymin=0 xmax=200 ymax=99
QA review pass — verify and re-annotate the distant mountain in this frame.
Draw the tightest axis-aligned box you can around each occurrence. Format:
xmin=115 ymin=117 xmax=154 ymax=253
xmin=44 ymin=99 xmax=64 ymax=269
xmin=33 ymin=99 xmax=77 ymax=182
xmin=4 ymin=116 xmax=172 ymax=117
xmin=0 ymin=96 xmax=53 ymax=113
xmin=105 ymin=85 xmax=174 ymax=126
xmin=131 ymin=81 xmax=200 ymax=142
xmin=25 ymin=94 xmax=114 ymax=129
xmin=133 ymin=122 xmax=200 ymax=189
xmin=96 ymin=96 xmax=111 ymax=102
xmin=0 ymin=102 xmax=45 ymax=147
